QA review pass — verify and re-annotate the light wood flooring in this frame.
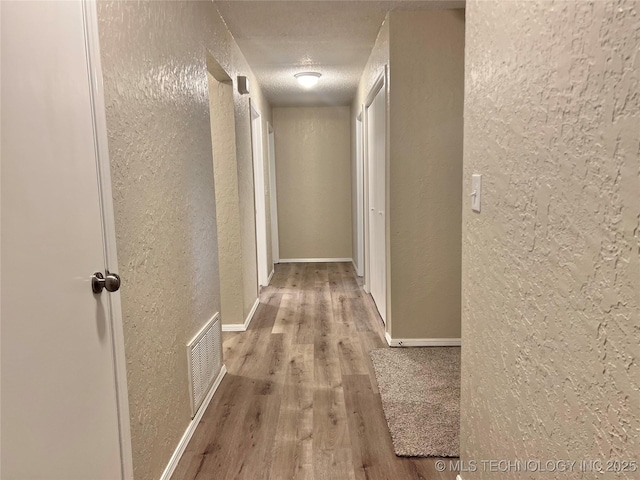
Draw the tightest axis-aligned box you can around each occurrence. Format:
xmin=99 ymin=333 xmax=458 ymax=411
xmin=172 ymin=262 xmax=458 ymax=480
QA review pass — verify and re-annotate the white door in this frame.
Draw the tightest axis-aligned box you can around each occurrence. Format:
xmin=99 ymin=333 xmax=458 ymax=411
xmin=1 ymin=1 xmax=132 ymax=478
xmin=250 ymin=102 xmax=269 ymax=286
xmin=355 ymin=114 xmax=365 ymax=276
xmin=366 ymin=80 xmax=387 ymax=323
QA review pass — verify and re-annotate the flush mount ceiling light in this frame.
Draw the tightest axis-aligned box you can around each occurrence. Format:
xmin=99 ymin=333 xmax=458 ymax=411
xmin=294 ymin=72 xmax=321 ymax=88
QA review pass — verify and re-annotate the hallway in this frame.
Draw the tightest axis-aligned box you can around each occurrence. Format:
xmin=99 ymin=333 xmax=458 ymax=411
xmin=172 ymin=262 xmax=456 ymax=480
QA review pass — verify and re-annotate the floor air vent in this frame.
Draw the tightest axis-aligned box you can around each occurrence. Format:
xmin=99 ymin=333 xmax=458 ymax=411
xmin=187 ymin=313 xmax=222 ymax=418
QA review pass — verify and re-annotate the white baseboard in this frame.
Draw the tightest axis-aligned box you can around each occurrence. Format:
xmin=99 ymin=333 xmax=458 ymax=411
xmin=221 ymin=297 xmax=260 ymax=332
xmin=221 ymin=323 xmax=246 ymax=332
xmin=267 ymin=269 xmax=274 ymax=285
xmin=352 ymin=259 xmax=364 ymax=276
xmin=243 ymin=297 xmax=260 ymax=329
xmin=385 ymin=334 xmax=461 ymax=347
xmin=278 ymin=257 xmax=353 ymax=263
xmin=159 ymin=365 xmax=227 ymax=480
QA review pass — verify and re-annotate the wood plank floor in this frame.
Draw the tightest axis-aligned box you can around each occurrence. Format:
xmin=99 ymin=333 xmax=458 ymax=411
xmin=172 ymin=262 xmax=458 ymax=480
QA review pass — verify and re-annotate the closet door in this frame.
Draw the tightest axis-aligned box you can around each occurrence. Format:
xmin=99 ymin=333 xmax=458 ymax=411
xmin=366 ymin=76 xmax=387 ymax=323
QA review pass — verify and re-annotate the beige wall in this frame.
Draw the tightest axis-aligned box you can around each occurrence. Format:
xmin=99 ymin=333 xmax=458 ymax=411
xmin=351 ymin=115 xmax=361 ymax=273
xmin=352 ymin=11 xmax=464 ymax=340
xmin=274 ymin=107 xmax=353 ymax=260
xmin=208 ymin=73 xmax=244 ymax=326
xmin=388 ymin=10 xmax=464 ymax=339
xmin=264 ymin=121 xmax=274 ymax=276
xmin=461 ymin=1 xmax=640 ymax=476
xmin=228 ymin=57 xmax=272 ymax=320
xmin=352 ymin=16 xmax=390 ymax=116
xmin=97 ymin=2 xmax=271 ymax=479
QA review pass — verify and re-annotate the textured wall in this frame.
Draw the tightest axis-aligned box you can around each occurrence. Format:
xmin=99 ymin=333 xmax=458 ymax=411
xmin=208 ymin=73 xmax=245 ymax=326
xmin=352 ymin=15 xmax=390 ymax=132
xmin=461 ymin=1 xmax=640 ymax=478
xmin=265 ymin=141 xmax=274 ymax=276
xmin=388 ymin=10 xmax=464 ymax=339
xmin=274 ymin=107 xmax=353 ymax=260
xmin=97 ymin=2 xmax=271 ymax=479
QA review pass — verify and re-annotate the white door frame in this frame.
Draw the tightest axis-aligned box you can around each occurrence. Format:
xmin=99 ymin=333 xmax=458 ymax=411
xmin=364 ymin=68 xmax=387 ymax=323
xmin=83 ymin=1 xmax=134 ymax=476
xmin=363 ymin=102 xmax=370 ymax=293
xmin=250 ymin=101 xmax=269 ymax=287
xmin=355 ymin=111 xmax=365 ymax=277
xmin=267 ymin=123 xmax=280 ymax=264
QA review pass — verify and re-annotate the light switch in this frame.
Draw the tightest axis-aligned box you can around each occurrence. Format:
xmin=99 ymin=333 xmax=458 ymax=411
xmin=471 ymin=174 xmax=482 ymax=212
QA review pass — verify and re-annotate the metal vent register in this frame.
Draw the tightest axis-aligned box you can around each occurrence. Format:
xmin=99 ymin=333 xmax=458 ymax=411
xmin=187 ymin=314 xmax=222 ymax=417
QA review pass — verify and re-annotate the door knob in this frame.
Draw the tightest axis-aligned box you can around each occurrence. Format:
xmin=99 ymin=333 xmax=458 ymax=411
xmin=91 ymin=271 xmax=121 ymax=294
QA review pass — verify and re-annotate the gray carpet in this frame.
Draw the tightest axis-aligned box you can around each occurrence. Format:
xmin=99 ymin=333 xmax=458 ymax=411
xmin=369 ymin=347 xmax=460 ymax=457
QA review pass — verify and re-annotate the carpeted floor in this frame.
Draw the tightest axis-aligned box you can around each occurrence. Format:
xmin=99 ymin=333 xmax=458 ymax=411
xmin=369 ymin=347 xmax=460 ymax=457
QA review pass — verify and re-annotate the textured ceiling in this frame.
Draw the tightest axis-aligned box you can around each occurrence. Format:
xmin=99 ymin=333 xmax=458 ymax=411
xmin=214 ymin=1 xmax=465 ymax=107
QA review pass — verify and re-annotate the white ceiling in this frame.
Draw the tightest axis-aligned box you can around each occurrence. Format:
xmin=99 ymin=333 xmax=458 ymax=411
xmin=214 ymin=1 xmax=464 ymax=107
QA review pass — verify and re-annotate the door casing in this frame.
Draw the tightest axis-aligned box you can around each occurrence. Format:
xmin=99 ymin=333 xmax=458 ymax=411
xmin=364 ymin=68 xmax=388 ymax=324
xmin=250 ymin=101 xmax=269 ymax=287
xmin=355 ymin=111 xmax=365 ymax=277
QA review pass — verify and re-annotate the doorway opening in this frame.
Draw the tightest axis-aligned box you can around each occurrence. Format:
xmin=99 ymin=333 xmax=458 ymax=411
xmin=206 ymin=55 xmax=245 ymax=327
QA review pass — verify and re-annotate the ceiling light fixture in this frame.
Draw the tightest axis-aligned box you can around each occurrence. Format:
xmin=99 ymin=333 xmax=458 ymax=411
xmin=294 ymin=72 xmax=321 ymax=88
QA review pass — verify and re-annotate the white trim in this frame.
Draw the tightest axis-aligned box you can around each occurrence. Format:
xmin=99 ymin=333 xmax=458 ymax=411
xmin=385 ymin=335 xmax=461 ymax=347
xmin=267 ymin=269 xmax=274 ymax=285
xmin=352 ymin=259 xmax=361 ymax=276
xmin=245 ymin=297 xmax=260 ymax=329
xmin=250 ymin=101 xmax=269 ymax=287
xmin=83 ymin=1 xmax=133 ymax=477
xmin=221 ymin=324 xmax=247 ymax=332
xmin=365 ymin=69 xmax=386 ymax=108
xmin=365 ymin=66 xmax=388 ymax=324
xmin=279 ymin=258 xmax=353 ymax=263
xmin=355 ymin=113 xmax=365 ymax=277
xmin=362 ymin=99 xmax=370 ymax=294
xmin=221 ymin=297 xmax=260 ymax=332
xmin=159 ymin=365 xmax=227 ymax=480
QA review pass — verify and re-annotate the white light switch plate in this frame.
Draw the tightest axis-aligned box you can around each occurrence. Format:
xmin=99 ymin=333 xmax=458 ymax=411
xmin=471 ymin=174 xmax=482 ymax=212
